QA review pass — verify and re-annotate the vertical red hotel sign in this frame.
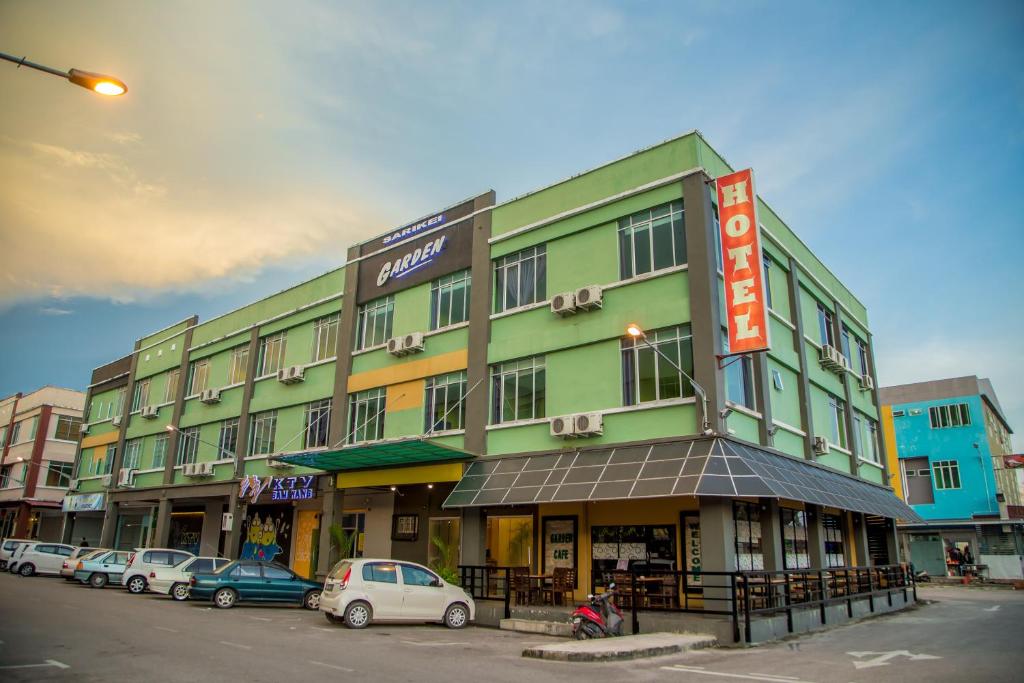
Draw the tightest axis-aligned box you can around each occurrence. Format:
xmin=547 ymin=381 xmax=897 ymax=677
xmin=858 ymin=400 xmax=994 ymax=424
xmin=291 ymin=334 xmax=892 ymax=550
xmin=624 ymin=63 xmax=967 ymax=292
xmin=717 ymin=168 xmax=770 ymax=354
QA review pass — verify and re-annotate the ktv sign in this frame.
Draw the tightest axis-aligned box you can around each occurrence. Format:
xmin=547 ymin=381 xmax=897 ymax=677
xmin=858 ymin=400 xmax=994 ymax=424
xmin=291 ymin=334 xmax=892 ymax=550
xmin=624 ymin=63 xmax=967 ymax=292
xmin=717 ymin=168 xmax=770 ymax=355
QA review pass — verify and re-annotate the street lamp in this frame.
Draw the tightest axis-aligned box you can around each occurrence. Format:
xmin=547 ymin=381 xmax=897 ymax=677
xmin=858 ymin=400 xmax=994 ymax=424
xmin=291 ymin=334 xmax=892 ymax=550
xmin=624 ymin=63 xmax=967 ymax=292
xmin=1 ymin=51 xmax=126 ymax=96
xmin=625 ymin=323 xmax=713 ymax=435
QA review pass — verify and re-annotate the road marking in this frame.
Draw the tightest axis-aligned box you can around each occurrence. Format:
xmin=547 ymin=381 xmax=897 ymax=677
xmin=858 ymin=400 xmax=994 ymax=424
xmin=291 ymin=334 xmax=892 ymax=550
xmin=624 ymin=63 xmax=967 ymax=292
xmin=984 ymin=605 xmax=1001 ymax=612
xmin=847 ymin=651 xmax=941 ymax=669
xmin=400 ymin=640 xmax=469 ymax=647
xmin=749 ymin=675 xmax=800 ymax=681
xmin=249 ymin=616 xmax=272 ymax=622
xmin=661 ymin=666 xmax=817 ymax=682
xmin=0 ymin=660 xmax=70 ymax=671
xmin=219 ymin=641 xmax=252 ymax=650
xmin=153 ymin=626 xmax=178 ymax=633
xmin=310 ymin=660 xmax=354 ymax=672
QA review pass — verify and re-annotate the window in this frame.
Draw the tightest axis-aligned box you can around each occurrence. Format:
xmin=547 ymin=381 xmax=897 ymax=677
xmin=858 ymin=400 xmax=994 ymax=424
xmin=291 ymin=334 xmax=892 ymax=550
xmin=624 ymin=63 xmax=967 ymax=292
xmin=102 ymin=444 xmax=117 ymax=474
xmin=164 ymin=368 xmax=181 ymax=403
xmin=347 ymin=388 xmax=385 ymax=444
xmin=0 ymin=465 xmax=13 ymax=488
xmin=10 ymin=421 xmax=21 ymax=444
xmin=0 ymin=426 xmax=6 ymax=448
xmin=232 ymin=563 xmax=262 ymax=578
xmin=228 ymin=345 xmax=249 ymax=385
xmin=780 ymin=508 xmax=810 ymax=569
xmin=430 ymin=270 xmax=471 ymax=330
xmin=932 ymin=460 xmax=961 ymax=490
xmin=218 ymin=419 xmax=239 ymax=458
xmin=187 ymin=558 xmax=214 ymax=573
xmin=400 ymin=564 xmax=438 ymax=587
xmin=928 ymin=403 xmax=971 ymax=429
xmin=176 ymin=427 xmax=199 ymax=465
xmin=621 ymin=325 xmax=694 ymax=405
xmin=723 ymin=333 xmax=756 ymax=409
xmin=257 ymin=332 xmax=287 ymax=376
xmin=618 ymin=200 xmax=686 ymax=279
xmin=763 ymin=255 xmax=773 ymax=309
xmin=855 ymin=337 xmax=870 ymax=377
xmin=816 ymin=303 xmax=835 ymax=347
xmin=823 ymin=514 xmax=845 ymax=567
xmin=28 ymin=416 xmax=38 ymax=440
xmin=248 ymin=411 xmax=278 ymax=455
xmin=263 ymin=565 xmax=293 ymax=580
xmin=304 ymin=399 xmax=331 ymax=448
xmin=152 ymin=434 xmax=169 ymax=469
xmin=114 ymin=387 xmax=127 ymax=418
xmin=131 ymin=379 xmax=151 ymax=412
xmin=840 ymin=327 xmax=852 ymax=366
xmin=53 ymin=415 xmax=82 ymax=441
xmin=828 ymin=395 xmax=848 ymax=449
xmin=362 ymin=562 xmax=398 ymax=583
xmin=491 ymin=356 xmax=546 ymax=423
xmin=771 ymin=369 xmax=784 ymax=391
xmin=356 ymin=295 xmax=395 ymax=350
xmin=312 ymin=314 xmax=340 ymax=362
xmin=188 ymin=359 xmax=210 ymax=395
xmin=733 ymin=501 xmax=764 ymax=570
xmin=493 ymin=245 xmax=546 ymax=313
xmin=862 ymin=419 xmax=880 ymax=463
xmin=122 ymin=439 xmax=142 ymax=470
xmin=45 ymin=462 xmax=73 ymax=487
xmin=892 ymin=409 xmax=906 ymax=417
xmin=425 ymin=372 xmax=467 ymax=432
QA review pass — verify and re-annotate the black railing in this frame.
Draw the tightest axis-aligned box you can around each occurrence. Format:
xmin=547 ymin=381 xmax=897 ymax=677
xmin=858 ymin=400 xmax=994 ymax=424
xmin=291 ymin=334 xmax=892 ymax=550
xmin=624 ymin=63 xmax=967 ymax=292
xmin=458 ymin=565 xmax=514 ymax=619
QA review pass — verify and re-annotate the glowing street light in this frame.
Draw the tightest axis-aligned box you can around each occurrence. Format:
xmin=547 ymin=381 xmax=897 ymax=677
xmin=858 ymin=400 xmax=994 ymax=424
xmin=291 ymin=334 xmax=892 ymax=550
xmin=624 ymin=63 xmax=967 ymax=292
xmin=1 ymin=51 xmax=127 ymax=96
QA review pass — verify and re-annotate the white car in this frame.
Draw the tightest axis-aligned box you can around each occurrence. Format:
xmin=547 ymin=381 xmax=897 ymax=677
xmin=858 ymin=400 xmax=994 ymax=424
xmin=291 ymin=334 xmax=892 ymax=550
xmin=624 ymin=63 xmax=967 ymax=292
xmin=0 ymin=538 xmax=33 ymax=570
xmin=320 ymin=558 xmax=475 ymax=629
xmin=122 ymin=548 xmax=195 ymax=594
xmin=10 ymin=542 xmax=78 ymax=577
xmin=61 ymin=547 xmax=109 ymax=580
xmin=150 ymin=556 xmax=231 ymax=600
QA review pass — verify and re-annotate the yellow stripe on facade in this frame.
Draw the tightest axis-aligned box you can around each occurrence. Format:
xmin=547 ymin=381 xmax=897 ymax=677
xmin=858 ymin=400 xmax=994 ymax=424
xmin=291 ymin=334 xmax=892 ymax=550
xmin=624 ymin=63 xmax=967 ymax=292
xmin=387 ymin=380 xmax=425 ymax=411
xmin=336 ymin=462 xmax=464 ymax=489
xmin=347 ymin=349 xmax=468 ymax=393
xmin=880 ymin=405 xmax=904 ymax=500
xmin=81 ymin=430 xmax=120 ymax=449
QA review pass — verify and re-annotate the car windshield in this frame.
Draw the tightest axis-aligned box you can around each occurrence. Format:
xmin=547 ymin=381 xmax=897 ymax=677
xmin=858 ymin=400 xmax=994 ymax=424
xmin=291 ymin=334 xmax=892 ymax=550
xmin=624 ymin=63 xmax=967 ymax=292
xmin=82 ymin=550 xmax=107 ymax=561
xmin=213 ymin=561 xmax=235 ymax=574
xmin=328 ymin=560 xmax=353 ymax=580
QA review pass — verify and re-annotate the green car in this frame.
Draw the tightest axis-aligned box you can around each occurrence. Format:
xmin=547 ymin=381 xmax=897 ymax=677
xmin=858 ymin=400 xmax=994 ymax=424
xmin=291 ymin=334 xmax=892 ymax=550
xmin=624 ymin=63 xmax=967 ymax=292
xmin=189 ymin=560 xmax=322 ymax=609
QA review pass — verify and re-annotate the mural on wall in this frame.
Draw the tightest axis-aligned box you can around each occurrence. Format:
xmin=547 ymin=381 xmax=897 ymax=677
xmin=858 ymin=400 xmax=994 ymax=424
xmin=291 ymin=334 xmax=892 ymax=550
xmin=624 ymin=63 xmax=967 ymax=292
xmin=239 ymin=506 xmax=292 ymax=563
xmin=169 ymin=514 xmax=203 ymax=555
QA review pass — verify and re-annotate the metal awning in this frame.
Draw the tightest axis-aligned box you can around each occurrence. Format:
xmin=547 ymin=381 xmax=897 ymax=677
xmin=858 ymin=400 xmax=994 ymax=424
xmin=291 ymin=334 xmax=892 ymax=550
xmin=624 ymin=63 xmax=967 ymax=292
xmin=276 ymin=438 xmax=472 ymax=472
xmin=443 ymin=436 xmax=923 ymax=522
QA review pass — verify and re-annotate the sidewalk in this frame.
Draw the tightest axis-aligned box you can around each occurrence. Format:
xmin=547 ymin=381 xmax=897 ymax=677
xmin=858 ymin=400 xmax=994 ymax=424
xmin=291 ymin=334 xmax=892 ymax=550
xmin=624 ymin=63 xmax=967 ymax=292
xmin=522 ymin=632 xmax=716 ymax=662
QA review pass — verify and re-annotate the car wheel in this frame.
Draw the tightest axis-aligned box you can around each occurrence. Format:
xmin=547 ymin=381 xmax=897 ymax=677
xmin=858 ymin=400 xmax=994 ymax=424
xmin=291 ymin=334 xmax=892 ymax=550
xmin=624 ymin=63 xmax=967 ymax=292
xmin=171 ymin=583 xmax=190 ymax=601
xmin=325 ymin=613 xmax=343 ymax=624
xmin=18 ymin=563 xmax=35 ymax=577
xmin=90 ymin=573 xmax=108 ymax=589
xmin=127 ymin=576 xmax=147 ymax=594
xmin=343 ymin=601 xmax=372 ymax=629
xmin=303 ymin=590 xmax=321 ymax=610
xmin=443 ymin=602 xmax=469 ymax=629
xmin=214 ymin=587 xmax=237 ymax=609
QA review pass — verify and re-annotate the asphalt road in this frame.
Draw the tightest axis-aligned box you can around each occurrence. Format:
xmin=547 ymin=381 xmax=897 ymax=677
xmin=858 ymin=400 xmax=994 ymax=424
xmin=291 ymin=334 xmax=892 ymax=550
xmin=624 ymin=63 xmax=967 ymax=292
xmin=0 ymin=574 xmax=1020 ymax=682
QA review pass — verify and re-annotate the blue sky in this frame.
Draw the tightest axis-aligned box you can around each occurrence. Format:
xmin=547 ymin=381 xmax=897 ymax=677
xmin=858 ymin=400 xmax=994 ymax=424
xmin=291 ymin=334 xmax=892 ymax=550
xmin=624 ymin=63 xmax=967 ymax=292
xmin=1 ymin=1 xmax=1022 ymax=446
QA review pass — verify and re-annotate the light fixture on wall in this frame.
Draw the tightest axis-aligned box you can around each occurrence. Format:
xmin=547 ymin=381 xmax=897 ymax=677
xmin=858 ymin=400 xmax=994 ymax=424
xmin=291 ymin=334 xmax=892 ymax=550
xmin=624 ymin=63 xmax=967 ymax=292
xmin=427 ymin=483 xmax=434 ymax=489
xmin=720 ymin=407 xmax=734 ymax=419
xmin=766 ymin=425 xmax=780 ymax=437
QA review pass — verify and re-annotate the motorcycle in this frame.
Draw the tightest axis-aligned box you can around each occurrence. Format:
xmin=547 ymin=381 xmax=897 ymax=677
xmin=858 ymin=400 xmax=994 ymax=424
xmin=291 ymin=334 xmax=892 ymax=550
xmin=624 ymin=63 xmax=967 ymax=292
xmin=570 ymin=583 xmax=624 ymax=639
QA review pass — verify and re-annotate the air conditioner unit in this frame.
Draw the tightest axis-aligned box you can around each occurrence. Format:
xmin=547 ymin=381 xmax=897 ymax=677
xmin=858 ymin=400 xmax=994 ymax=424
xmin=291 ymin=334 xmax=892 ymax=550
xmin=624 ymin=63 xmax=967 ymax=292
xmin=267 ymin=459 xmax=293 ymax=469
xmin=550 ymin=415 xmax=577 ymax=438
xmin=813 ymin=436 xmax=830 ymax=455
xmin=100 ymin=473 xmax=113 ymax=487
xmin=111 ymin=415 xmax=122 ymax=427
xmin=574 ymin=285 xmax=603 ymax=311
xmin=197 ymin=462 xmax=215 ymax=476
xmin=79 ymin=424 xmax=90 ymax=436
xmin=387 ymin=336 xmax=405 ymax=356
xmin=182 ymin=463 xmax=195 ymax=477
xmin=859 ymin=373 xmax=875 ymax=391
xmin=403 ymin=332 xmax=425 ymax=354
xmin=818 ymin=345 xmax=844 ymax=373
xmin=200 ymin=388 xmax=221 ymax=404
xmin=574 ymin=412 xmax=604 ymax=436
xmin=117 ymin=468 xmax=136 ymax=487
xmin=550 ymin=292 xmax=577 ymax=316
xmin=69 ymin=478 xmax=80 ymax=490
xmin=277 ymin=365 xmax=305 ymax=384
xmin=140 ymin=405 xmax=159 ymax=419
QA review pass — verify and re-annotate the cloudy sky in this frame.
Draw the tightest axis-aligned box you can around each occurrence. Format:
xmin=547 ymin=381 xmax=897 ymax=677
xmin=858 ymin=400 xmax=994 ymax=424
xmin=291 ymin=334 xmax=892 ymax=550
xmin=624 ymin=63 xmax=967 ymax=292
xmin=0 ymin=1 xmax=1021 ymax=446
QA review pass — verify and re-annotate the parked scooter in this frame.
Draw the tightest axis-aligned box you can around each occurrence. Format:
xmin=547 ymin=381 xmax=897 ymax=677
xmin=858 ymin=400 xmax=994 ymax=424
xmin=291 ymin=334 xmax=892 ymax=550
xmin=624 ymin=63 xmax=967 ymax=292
xmin=914 ymin=569 xmax=931 ymax=583
xmin=570 ymin=583 xmax=624 ymax=639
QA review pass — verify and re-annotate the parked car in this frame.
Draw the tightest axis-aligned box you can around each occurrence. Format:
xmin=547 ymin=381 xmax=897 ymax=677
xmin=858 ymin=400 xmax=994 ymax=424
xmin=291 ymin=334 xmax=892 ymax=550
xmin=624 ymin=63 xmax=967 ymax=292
xmin=73 ymin=550 xmax=132 ymax=588
xmin=61 ymin=548 xmax=110 ymax=580
xmin=150 ymin=556 xmax=232 ymax=601
xmin=0 ymin=538 xmax=32 ymax=570
xmin=10 ymin=542 xmax=78 ymax=577
xmin=320 ymin=559 xmax=474 ymax=629
xmin=189 ymin=560 xmax=322 ymax=609
xmin=122 ymin=548 xmax=194 ymax=594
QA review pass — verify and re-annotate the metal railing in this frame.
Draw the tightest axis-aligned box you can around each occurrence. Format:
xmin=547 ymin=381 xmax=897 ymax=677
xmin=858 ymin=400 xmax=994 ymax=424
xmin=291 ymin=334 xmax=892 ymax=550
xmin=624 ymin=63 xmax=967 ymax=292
xmin=457 ymin=565 xmax=514 ymax=619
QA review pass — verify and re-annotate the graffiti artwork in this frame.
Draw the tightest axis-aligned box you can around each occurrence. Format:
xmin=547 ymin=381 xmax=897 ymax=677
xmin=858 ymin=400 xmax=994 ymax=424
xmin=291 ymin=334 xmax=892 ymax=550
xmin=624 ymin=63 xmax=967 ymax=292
xmin=239 ymin=506 xmax=292 ymax=563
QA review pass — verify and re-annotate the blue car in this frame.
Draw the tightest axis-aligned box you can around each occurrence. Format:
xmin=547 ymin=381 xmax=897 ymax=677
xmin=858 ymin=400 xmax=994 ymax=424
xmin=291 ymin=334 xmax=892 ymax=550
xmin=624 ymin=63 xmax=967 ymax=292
xmin=190 ymin=560 xmax=322 ymax=609
xmin=73 ymin=550 xmax=132 ymax=588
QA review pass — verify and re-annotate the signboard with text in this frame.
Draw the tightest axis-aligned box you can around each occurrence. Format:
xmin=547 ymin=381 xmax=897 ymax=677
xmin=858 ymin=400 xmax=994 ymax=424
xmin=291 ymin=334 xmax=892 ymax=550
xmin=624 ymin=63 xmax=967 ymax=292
xmin=542 ymin=516 xmax=578 ymax=586
xmin=238 ymin=474 xmax=318 ymax=505
xmin=717 ymin=168 xmax=770 ymax=355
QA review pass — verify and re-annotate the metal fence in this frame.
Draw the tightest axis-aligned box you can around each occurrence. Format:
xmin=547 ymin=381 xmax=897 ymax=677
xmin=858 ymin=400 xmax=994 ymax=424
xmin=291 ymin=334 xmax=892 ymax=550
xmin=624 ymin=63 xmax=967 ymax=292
xmin=458 ymin=565 xmax=513 ymax=619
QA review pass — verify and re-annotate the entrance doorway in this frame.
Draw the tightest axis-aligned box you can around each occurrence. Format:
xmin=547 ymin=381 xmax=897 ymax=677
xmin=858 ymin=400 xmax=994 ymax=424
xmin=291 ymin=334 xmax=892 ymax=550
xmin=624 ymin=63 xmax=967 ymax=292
xmin=427 ymin=517 xmax=461 ymax=575
xmin=486 ymin=515 xmax=533 ymax=568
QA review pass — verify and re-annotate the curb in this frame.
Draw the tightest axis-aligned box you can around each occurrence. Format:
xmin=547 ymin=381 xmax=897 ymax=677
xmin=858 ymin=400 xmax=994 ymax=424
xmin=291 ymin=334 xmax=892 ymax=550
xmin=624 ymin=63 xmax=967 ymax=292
xmin=522 ymin=635 xmax=717 ymax=662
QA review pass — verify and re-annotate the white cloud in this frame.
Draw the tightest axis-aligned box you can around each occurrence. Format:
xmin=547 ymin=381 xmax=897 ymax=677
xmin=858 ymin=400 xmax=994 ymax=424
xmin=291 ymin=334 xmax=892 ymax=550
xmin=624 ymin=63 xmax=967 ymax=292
xmin=38 ymin=307 xmax=73 ymax=316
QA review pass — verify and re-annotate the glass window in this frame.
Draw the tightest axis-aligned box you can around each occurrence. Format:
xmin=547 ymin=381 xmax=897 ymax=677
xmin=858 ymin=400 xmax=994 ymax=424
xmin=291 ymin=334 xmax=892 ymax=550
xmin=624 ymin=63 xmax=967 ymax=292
xmin=233 ymin=563 xmax=262 ymax=578
xmin=347 ymin=389 xmax=385 ymax=444
xmin=780 ymin=508 xmax=810 ymax=569
xmin=152 ymin=434 xmax=169 ymax=469
xmin=103 ymin=444 xmax=117 ymax=474
xmin=113 ymin=387 xmax=127 ymax=418
xmin=257 ymin=332 xmax=287 ymax=376
xmin=188 ymin=359 xmax=210 ymax=395
xmin=144 ymin=550 xmax=169 ymax=564
xmin=486 ymin=516 xmax=534 ymax=567
xmin=218 ymin=419 xmax=239 ymax=458
xmin=590 ymin=524 xmax=676 ymax=588
xmin=131 ymin=379 xmax=150 ymax=412
xmin=312 ymin=313 xmax=340 ymax=362
xmin=400 ymin=564 xmax=438 ymax=587
xmin=164 ymin=368 xmax=181 ymax=403
xmin=45 ymin=462 xmax=73 ymax=487
xmin=0 ymin=465 xmax=13 ymax=488
xmin=762 ymin=255 xmax=773 ymax=309
xmin=823 ymin=514 xmax=845 ymax=567
xmin=228 ymin=345 xmax=249 ymax=385
xmin=828 ymin=395 xmax=848 ymax=449
xmin=431 ymin=270 xmax=471 ymax=330
xmin=816 ymin=304 xmax=835 ymax=347
xmin=621 ymin=325 xmax=694 ymax=405
xmin=304 ymin=399 xmax=332 ymax=448
xmin=176 ymin=428 xmax=199 ymax=465
xmin=425 ymin=372 xmax=467 ymax=432
xmin=490 ymin=356 xmax=546 ymax=423
xmin=362 ymin=562 xmax=398 ymax=583
xmin=249 ymin=411 xmax=278 ymax=455
xmin=929 ymin=403 xmax=972 ymax=429
xmin=122 ymin=439 xmax=142 ymax=470
xmin=618 ymin=200 xmax=686 ymax=279
xmin=53 ymin=415 xmax=83 ymax=441
xmin=840 ymin=327 xmax=852 ymax=366
xmin=188 ymin=558 xmax=214 ymax=573
xmin=427 ymin=518 xmax=461 ymax=573
xmin=263 ymin=565 xmax=293 ymax=580
xmin=356 ymin=296 xmax=395 ymax=350
xmin=493 ymin=245 xmax=546 ymax=313
xmin=734 ymin=501 xmax=764 ymax=570
xmin=932 ymin=460 xmax=961 ymax=490
xmin=855 ymin=338 xmax=870 ymax=377
xmin=722 ymin=332 xmax=755 ymax=409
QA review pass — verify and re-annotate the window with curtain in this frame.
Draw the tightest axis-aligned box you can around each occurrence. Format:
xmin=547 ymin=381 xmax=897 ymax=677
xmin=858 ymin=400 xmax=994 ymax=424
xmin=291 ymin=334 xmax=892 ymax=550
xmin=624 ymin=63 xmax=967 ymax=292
xmin=355 ymin=296 xmax=395 ymax=350
xmin=823 ymin=514 xmax=845 ymax=567
xmin=425 ymin=371 xmax=467 ymax=432
xmin=733 ymin=501 xmax=764 ymax=571
xmin=430 ymin=270 xmax=471 ymax=330
xmin=780 ymin=508 xmax=810 ymax=569
xmin=490 ymin=357 xmax=546 ymax=423
xmin=621 ymin=324 xmax=694 ymax=405
xmin=493 ymin=246 xmax=546 ymax=313
xmin=618 ymin=200 xmax=686 ymax=279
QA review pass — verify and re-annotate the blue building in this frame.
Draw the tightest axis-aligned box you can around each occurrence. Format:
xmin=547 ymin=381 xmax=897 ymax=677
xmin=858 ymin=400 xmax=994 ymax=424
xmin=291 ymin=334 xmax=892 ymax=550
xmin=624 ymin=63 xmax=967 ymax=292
xmin=880 ymin=376 xmax=1023 ymax=579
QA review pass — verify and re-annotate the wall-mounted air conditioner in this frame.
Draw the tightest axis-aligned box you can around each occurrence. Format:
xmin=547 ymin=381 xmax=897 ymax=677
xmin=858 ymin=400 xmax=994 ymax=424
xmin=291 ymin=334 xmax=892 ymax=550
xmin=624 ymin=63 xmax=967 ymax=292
xmin=574 ymin=285 xmax=603 ymax=311
xmin=818 ymin=345 xmax=845 ymax=373
xmin=69 ymin=478 xmax=80 ymax=490
xmin=200 ymin=388 xmax=221 ymax=404
xmin=277 ymin=365 xmax=305 ymax=384
xmin=79 ymin=424 xmax=90 ymax=436
xmin=858 ymin=374 xmax=875 ymax=391
xmin=550 ymin=292 xmax=577 ymax=316
xmin=386 ymin=336 xmax=404 ymax=356
xmin=574 ymin=412 xmax=604 ymax=436
xmin=100 ymin=473 xmax=113 ymax=487
xmin=111 ymin=415 xmax=122 ymax=427
xmin=813 ymin=436 xmax=830 ymax=455
xmin=402 ymin=332 xmax=425 ymax=354
xmin=117 ymin=468 xmax=136 ymax=487
xmin=549 ymin=415 xmax=577 ymax=438
xmin=267 ymin=459 xmax=293 ymax=469
xmin=140 ymin=405 xmax=159 ymax=419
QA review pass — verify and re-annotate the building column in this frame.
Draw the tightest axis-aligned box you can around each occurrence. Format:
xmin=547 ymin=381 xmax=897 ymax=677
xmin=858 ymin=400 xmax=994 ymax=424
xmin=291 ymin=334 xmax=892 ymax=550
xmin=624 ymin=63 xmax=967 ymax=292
xmin=752 ymin=353 xmax=774 ymax=447
xmin=805 ymin=505 xmax=826 ymax=568
xmin=759 ymin=499 xmax=784 ymax=571
xmin=152 ymin=498 xmax=172 ymax=549
xmin=850 ymin=512 xmax=870 ymax=566
xmin=459 ymin=507 xmax=485 ymax=566
xmin=885 ymin=518 xmax=900 ymax=565
xmin=163 ymin=317 xmax=199 ymax=485
xmin=786 ymin=258 xmax=815 ymax=459
xmin=699 ymin=498 xmax=736 ymax=611
xmin=328 ymin=245 xmax=361 ymax=449
xmin=109 ymin=341 xmax=141 ymax=481
xmin=232 ymin=328 xmax=261 ymax=478
xmin=224 ymin=494 xmax=244 ymax=559
xmin=465 ymin=192 xmax=496 ymax=456
xmin=199 ymin=499 xmax=223 ymax=556
xmin=832 ymin=303 xmax=859 ymax=474
xmin=99 ymin=501 xmax=118 ymax=548
xmin=866 ymin=332 xmax=891 ymax=485
xmin=316 ymin=478 xmax=344 ymax=578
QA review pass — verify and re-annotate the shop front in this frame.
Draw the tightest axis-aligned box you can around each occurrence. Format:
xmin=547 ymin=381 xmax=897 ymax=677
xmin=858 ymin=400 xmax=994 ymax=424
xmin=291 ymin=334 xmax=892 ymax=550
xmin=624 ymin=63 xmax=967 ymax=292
xmin=236 ymin=473 xmax=326 ymax=578
xmin=62 ymin=491 xmax=107 ymax=546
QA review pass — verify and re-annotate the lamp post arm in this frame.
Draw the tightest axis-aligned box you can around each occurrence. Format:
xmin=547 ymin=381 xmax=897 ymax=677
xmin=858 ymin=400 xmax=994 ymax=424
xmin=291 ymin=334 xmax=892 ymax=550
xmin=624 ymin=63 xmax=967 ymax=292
xmin=172 ymin=427 xmax=236 ymax=460
xmin=0 ymin=51 xmax=68 ymax=79
xmin=638 ymin=336 xmax=713 ymax=434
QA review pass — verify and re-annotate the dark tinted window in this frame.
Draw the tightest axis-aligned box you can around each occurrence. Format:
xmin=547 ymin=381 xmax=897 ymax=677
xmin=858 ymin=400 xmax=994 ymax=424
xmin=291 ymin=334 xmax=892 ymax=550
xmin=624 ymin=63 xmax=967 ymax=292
xmin=170 ymin=552 xmax=191 ymax=566
xmin=56 ymin=546 xmax=74 ymax=557
xmin=189 ymin=559 xmax=215 ymax=573
xmin=263 ymin=565 xmax=293 ymax=580
xmin=362 ymin=562 xmax=398 ymax=584
xmin=400 ymin=564 xmax=437 ymax=587
xmin=143 ymin=551 xmax=169 ymax=565
xmin=34 ymin=545 xmax=54 ymax=554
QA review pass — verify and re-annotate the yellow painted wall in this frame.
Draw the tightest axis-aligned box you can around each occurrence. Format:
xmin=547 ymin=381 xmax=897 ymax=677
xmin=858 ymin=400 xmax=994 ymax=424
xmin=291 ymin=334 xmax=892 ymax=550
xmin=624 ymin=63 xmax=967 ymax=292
xmin=880 ymin=405 xmax=904 ymax=500
xmin=347 ymin=350 xmax=468 ymax=393
xmin=336 ymin=462 xmax=463 ymax=489
xmin=387 ymin=380 xmax=425 ymax=411
xmin=81 ymin=430 xmax=120 ymax=449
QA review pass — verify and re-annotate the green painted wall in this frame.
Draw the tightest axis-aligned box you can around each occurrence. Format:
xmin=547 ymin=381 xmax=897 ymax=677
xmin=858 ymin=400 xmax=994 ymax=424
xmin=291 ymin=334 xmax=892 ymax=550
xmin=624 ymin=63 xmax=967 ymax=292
xmin=351 ymin=326 xmax=469 ymax=375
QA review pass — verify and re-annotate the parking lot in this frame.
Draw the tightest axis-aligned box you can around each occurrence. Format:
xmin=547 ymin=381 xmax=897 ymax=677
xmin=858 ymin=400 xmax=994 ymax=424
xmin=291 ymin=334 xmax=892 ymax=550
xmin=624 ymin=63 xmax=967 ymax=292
xmin=1 ymin=573 xmax=1022 ymax=682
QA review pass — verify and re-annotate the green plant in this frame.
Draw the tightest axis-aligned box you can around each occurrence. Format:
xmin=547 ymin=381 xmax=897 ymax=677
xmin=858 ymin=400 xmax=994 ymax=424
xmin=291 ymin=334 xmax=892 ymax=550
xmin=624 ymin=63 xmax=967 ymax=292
xmin=329 ymin=524 xmax=355 ymax=560
xmin=429 ymin=534 xmax=460 ymax=584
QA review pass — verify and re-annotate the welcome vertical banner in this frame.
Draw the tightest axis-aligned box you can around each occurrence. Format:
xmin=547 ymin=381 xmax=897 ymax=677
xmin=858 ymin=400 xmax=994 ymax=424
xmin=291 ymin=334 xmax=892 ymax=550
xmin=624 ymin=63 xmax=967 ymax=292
xmin=717 ymin=168 xmax=770 ymax=355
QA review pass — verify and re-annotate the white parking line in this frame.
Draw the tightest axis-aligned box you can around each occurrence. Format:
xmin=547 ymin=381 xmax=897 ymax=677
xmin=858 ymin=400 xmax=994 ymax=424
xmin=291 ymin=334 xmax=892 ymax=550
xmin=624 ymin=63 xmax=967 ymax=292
xmin=984 ymin=605 xmax=1001 ymax=612
xmin=748 ymin=675 xmax=800 ymax=681
xmin=400 ymin=640 xmax=469 ymax=647
xmin=153 ymin=626 xmax=178 ymax=633
xmin=249 ymin=616 xmax=272 ymax=622
xmin=310 ymin=660 xmax=354 ymax=672
xmin=0 ymin=659 xmax=70 ymax=671
xmin=661 ymin=665 xmax=819 ymax=683
xmin=219 ymin=641 xmax=252 ymax=650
